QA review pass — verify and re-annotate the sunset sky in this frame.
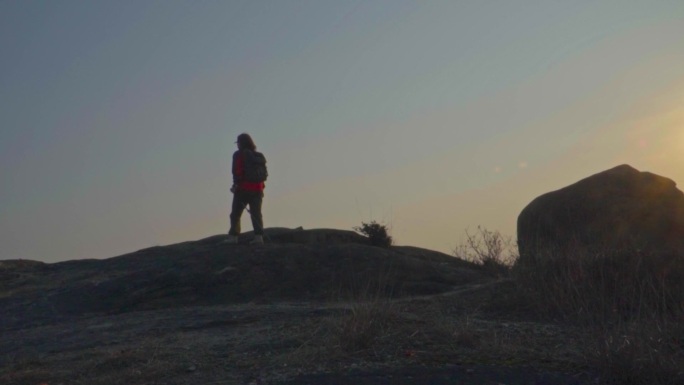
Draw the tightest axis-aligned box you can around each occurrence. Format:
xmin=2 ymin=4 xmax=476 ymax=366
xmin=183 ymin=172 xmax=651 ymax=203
xmin=2 ymin=1 xmax=684 ymax=262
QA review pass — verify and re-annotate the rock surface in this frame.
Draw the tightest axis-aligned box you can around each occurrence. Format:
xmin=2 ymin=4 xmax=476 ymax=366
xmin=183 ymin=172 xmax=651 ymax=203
xmin=517 ymin=164 xmax=684 ymax=260
xmin=0 ymin=228 xmax=482 ymax=330
xmin=0 ymin=228 xmax=596 ymax=385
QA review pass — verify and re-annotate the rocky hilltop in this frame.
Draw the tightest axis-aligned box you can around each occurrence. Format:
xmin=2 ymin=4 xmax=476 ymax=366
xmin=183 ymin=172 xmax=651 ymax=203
xmin=0 ymin=228 xmax=593 ymax=385
xmin=1 ymin=228 xmax=481 ymax=329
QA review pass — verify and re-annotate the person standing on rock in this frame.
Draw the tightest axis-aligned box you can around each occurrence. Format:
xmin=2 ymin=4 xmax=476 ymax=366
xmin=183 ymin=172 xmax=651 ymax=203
xmin=227 ymin=133 xmax=268 ymax=245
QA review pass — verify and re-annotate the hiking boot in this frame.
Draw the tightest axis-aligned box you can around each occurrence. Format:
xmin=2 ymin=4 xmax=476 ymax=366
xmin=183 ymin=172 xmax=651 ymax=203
xmin=225 ymin=235 xmax=239 ymax=244
xmin=250 ymin=235 xmax=264 ymax=245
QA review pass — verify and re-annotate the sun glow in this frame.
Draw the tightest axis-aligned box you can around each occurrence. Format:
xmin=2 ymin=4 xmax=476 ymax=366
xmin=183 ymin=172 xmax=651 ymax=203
xmin=621 ymin=88 xmax=684 ymax=180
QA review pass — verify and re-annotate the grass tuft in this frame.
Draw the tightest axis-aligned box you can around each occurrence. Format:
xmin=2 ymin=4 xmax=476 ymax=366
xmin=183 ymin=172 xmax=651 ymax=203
xmin=515 ymin=245 xmax=684 ymax=384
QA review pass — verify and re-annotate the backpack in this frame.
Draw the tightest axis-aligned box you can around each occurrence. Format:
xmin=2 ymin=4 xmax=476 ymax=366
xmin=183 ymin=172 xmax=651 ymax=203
xmin=243 ymin=150 xmax=268 ymax=183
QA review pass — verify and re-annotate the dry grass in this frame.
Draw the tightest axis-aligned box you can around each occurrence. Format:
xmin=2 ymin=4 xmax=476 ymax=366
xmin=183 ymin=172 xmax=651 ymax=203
xmin=591 ymin=321 xmax=684 ymax=385
xmin=328 ymin=265 xmax=403 ymax=356
xmin=516 ymin=246 xmax=684 ymax=384
xmin=273 ymin=279 xmax=589 ymax=376
xmin=0 ymin=336 xmax=198 ymax=385
xmin=516 ymin=248 xmax=684 ymax=323
xmin=334 ymin=298 xmax=399 ymax=353
xmin=431 ymin=311 xmax=482 ymax=350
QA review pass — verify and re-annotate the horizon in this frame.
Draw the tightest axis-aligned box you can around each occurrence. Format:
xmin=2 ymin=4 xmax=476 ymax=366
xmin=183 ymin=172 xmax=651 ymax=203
xmin=2 ymin=1 xmax=684 ymax=262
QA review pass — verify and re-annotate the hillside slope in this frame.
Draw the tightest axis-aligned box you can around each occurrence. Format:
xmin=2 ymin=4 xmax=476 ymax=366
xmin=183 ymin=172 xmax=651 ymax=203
xmin=0 ymin=228 xmax=593 ymax=385
xmin=0 ymin=228 xmax=482 ymax=329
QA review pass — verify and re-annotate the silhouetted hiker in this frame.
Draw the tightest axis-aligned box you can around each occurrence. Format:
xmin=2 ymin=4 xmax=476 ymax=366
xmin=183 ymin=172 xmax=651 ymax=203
xmin=227 ymin=133 xmax=268 ymax=245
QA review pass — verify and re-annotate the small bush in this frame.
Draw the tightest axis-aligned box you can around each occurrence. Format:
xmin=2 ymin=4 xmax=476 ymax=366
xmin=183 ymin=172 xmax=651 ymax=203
xmin=452 ymin=226 xmax=517 ymax=276
xmin=354 ymin=221 xmax=393 ymax=248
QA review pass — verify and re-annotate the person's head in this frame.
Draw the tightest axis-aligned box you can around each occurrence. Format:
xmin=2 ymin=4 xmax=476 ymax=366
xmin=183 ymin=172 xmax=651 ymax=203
xmin=236 ymin=133 xmax=256 ymax=151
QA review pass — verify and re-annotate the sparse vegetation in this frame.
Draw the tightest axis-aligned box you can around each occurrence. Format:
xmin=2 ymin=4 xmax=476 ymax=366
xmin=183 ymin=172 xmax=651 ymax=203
xmin=515 ymin=246 xmax=684 ymax=384
xmin=7 ymin=226 xmax=684 ymax=384
xmin=354 ymin=220 xmax=393 ymax=248
xmin=330 ymin=265 xmax=399 ymax=354
xmin=450 ymin=226 xmax=684 ymax=383
xmin=335 ymin=297 xmax=398 ymax=353
xmin=591 ymin=321 xmax=684 ymax=385
xmin=452 ymin=226 xmax=517 ymax=276
xmin=515 ymin=248 xmax=684 ymax=323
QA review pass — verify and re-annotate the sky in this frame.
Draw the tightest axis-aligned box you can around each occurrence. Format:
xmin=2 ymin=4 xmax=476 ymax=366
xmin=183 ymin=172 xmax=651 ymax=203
xmin=2 ymin=1 xmax=684 ymax=262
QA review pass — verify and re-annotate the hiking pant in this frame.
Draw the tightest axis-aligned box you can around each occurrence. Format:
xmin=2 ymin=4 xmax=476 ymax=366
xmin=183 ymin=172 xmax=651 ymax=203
xmin=229 ymin=190 xmax=264 ymax=236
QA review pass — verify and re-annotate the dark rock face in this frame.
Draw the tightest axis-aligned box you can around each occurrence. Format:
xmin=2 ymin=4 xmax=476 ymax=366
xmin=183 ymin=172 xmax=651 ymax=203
xmin=0 ymin=228 xmax=483 ymax=329
xmin=250 ymin=227 xmax=369 ymax=244
xmin=517 ymin=165 xmax=684 ymax=261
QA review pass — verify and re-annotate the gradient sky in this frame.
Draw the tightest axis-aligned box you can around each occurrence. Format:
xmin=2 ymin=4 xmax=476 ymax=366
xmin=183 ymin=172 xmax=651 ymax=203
xmin=2 ymin=1 xmax=684 ymax=262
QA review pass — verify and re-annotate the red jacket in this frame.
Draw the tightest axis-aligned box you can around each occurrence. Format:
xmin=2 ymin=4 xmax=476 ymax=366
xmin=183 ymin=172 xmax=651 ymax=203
xmin=232 ymin=150 xmax=265 ymax=192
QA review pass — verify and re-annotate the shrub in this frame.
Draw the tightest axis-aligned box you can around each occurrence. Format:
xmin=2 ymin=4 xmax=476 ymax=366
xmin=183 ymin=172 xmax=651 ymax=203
xmin=354 ymin=221 xmax=393 ymax=248
xmin=452 ymin=226 xmax=517 ymax=276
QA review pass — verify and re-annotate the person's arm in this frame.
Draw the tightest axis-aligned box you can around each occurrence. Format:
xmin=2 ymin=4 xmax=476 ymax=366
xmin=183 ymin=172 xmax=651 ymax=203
xmin=232 ymin=151 xmax=244 ymax=185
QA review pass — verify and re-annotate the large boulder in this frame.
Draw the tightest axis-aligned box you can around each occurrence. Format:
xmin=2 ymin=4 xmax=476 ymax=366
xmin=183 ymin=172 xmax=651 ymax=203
xmin=517 ymin=164 xmax=684 ymax=261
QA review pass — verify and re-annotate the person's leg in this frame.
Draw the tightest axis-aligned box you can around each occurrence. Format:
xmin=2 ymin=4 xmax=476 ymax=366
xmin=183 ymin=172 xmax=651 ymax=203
xmin=229 ymin=191 xmax=247 ymax=236
xmin=247 ymin=191 xmax=264 ymax=236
